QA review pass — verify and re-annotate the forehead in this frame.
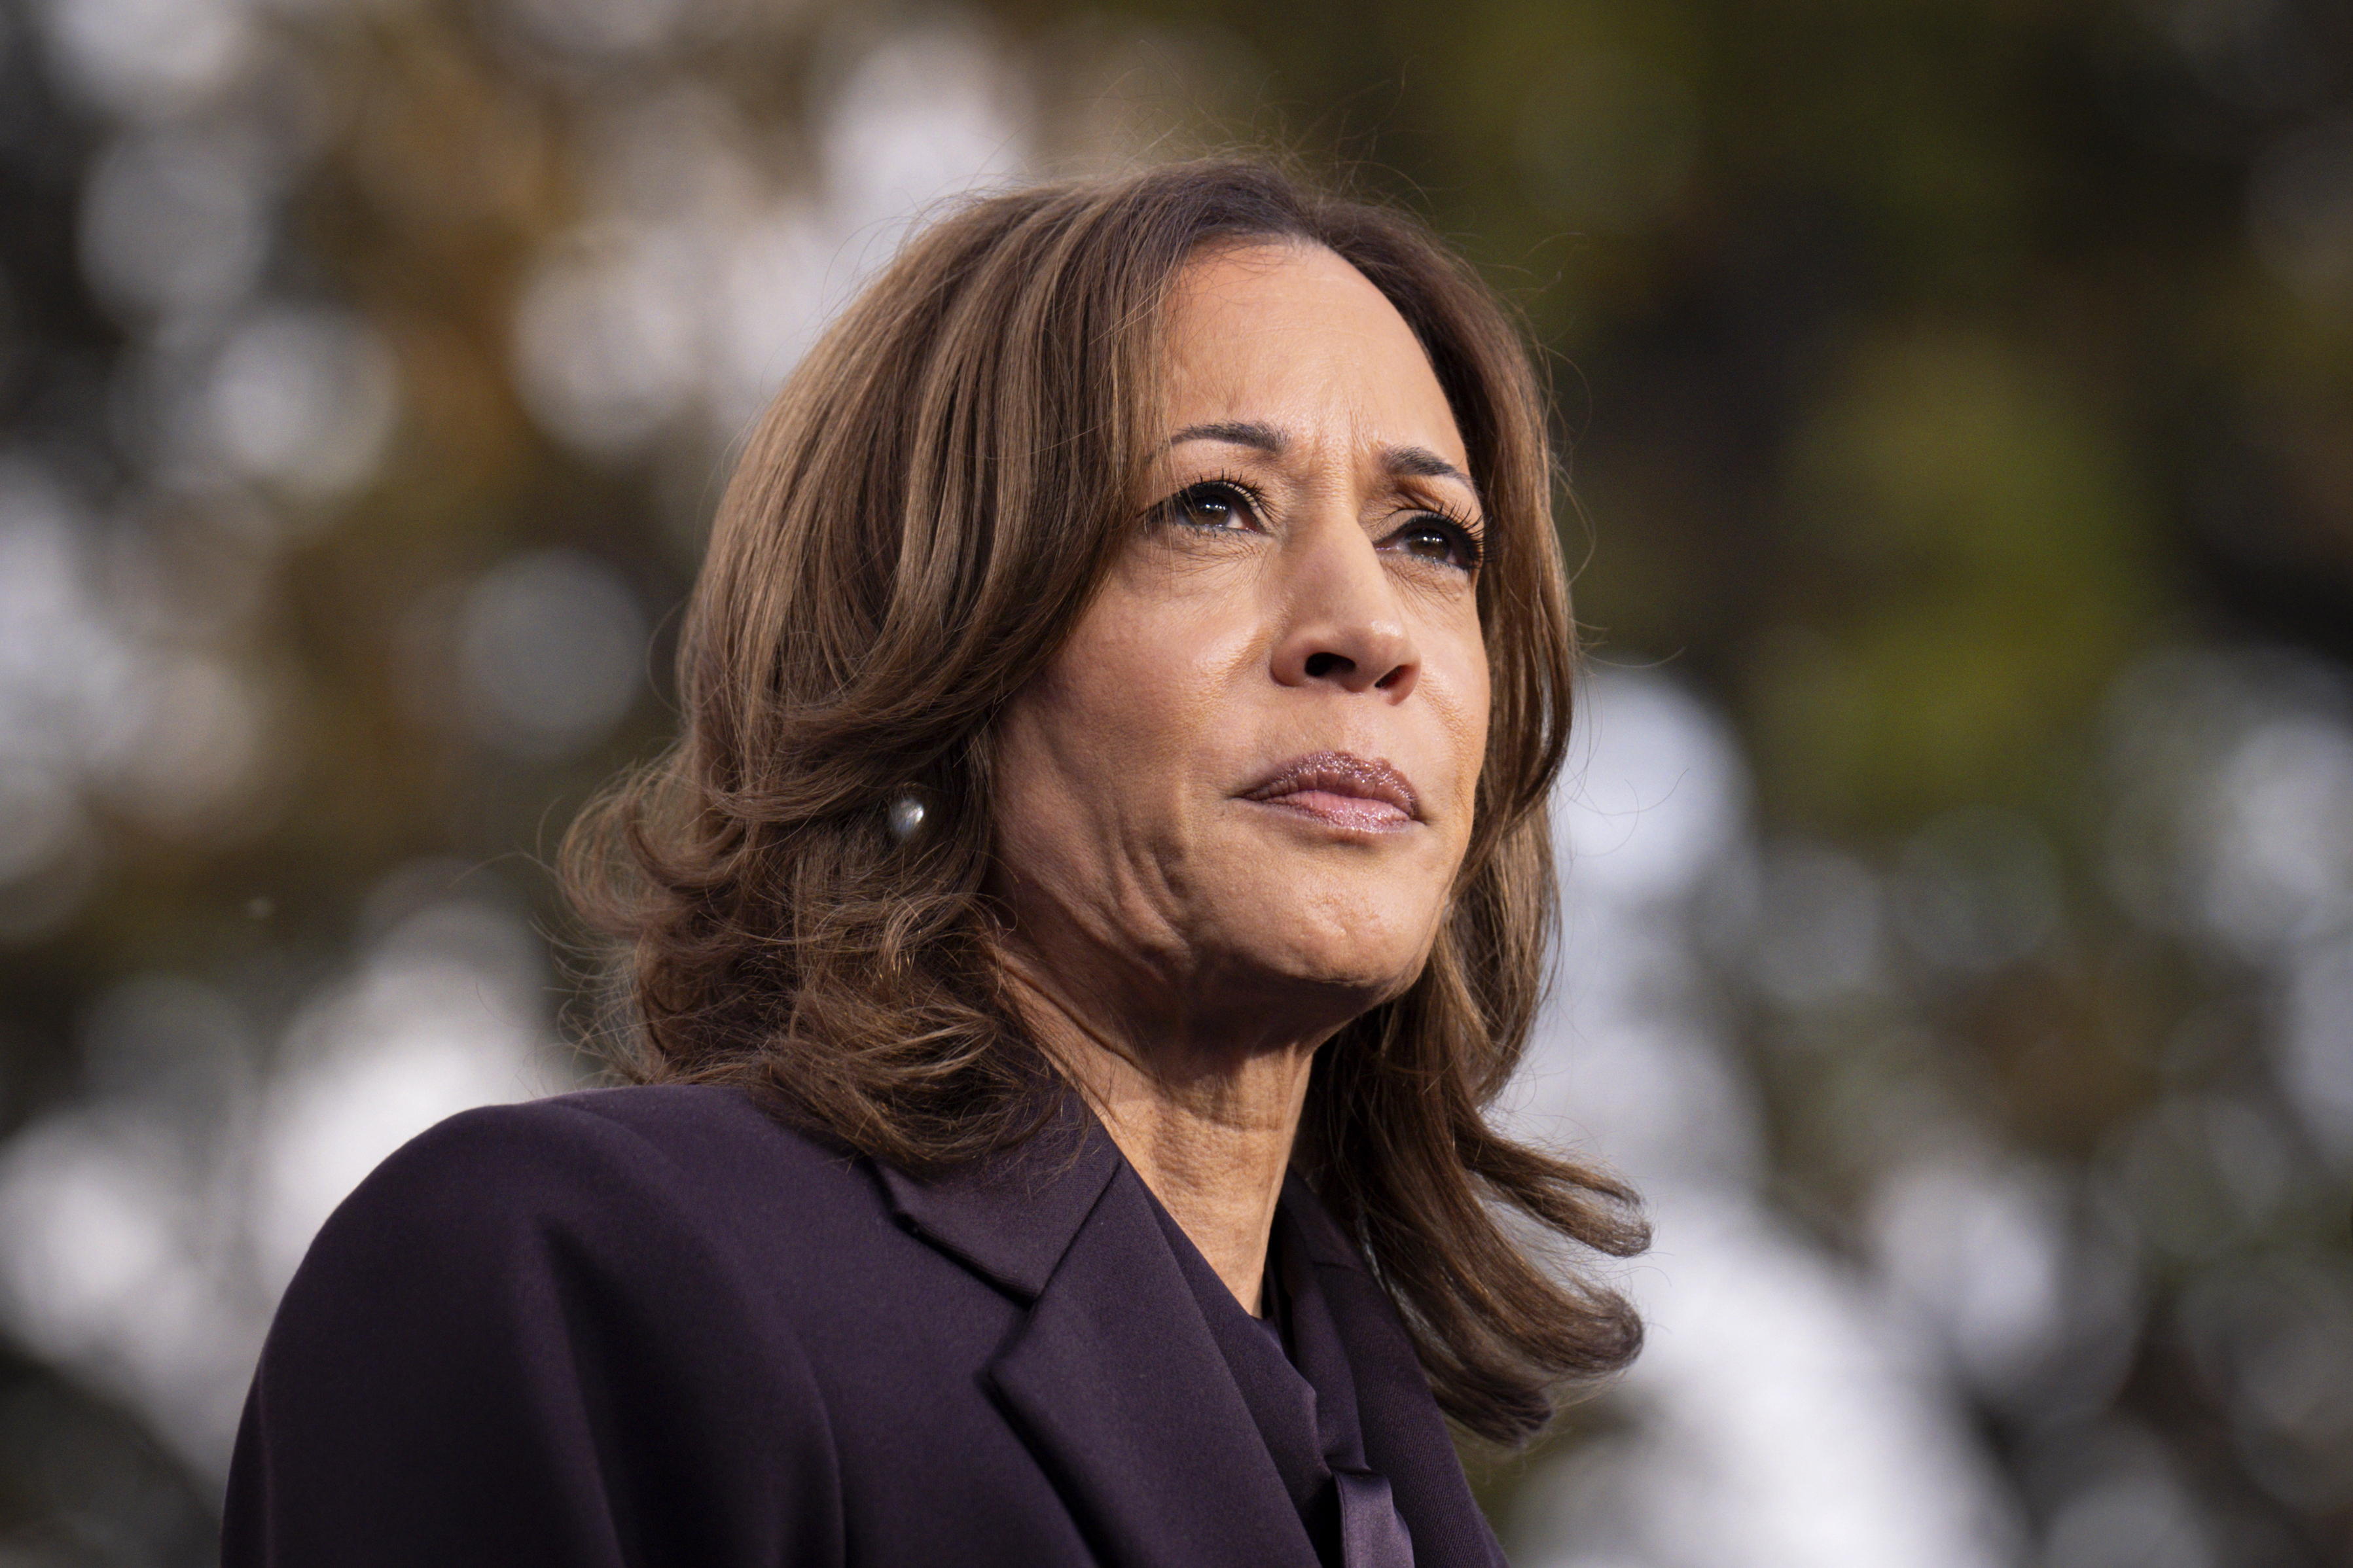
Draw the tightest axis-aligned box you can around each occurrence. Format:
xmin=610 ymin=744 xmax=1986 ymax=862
xmin=1159 ymin=241 xmax=1467 ymax=469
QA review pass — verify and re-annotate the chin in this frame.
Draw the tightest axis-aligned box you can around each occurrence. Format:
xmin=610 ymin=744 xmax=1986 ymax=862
xmin=1186 ymin=827 xmax=1457 ymax=1014
xmin=1230 ymin=899 xmax=1438 ymax=1010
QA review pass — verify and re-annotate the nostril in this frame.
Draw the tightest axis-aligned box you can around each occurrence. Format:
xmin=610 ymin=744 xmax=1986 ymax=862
xmin=1304 ymin=652 xmax=1353 ymax=680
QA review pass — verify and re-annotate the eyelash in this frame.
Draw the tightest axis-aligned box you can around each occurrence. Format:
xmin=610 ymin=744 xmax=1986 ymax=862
xmin=1149 ymin=474 xmax=1486 ymax=573
xmin=1388 ymin=501 xmax=1486 ymax=573
xmin=1150 ymin=473 xmax=1269 ymax=532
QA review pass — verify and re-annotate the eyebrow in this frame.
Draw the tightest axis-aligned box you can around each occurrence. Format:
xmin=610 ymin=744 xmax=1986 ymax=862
xmin=1167 ymin=420 xmax=1286 ymax=454
xmin=1165 ymin=421 xmax=1480 ymax=499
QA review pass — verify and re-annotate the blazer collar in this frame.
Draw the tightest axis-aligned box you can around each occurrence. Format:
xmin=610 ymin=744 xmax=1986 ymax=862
xmin=874 ymin=1093 xmax=1120 ymax=1302
xmin=875 ymin=1100 xmax=1501 ymax=1568
xmin=877 ymin=1097 xmax=1320 ymax=1568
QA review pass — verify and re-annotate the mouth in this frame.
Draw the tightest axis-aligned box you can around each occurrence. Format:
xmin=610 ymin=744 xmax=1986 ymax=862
xmin=1240 ymin=752 xmax=1420 ymax=832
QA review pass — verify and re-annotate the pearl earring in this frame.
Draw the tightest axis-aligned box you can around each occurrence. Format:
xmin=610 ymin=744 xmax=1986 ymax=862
xmin=887 ymin=793 xmax=928 ymax=844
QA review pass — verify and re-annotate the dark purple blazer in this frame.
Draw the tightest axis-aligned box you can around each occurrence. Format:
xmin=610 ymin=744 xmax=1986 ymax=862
xmin=222 ymin=1084 xmax=1509 ymax=1567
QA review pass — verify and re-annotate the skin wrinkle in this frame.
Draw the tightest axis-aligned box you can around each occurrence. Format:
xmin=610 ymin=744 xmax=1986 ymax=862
xmin=990 ymin=241 xmax=1491 ymax=1313
xmin=1165 ymin=419 xmax=1481 ymax=501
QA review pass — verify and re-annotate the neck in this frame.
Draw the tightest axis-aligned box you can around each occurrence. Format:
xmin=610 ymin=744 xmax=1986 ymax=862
xmin=1000 ymin=963 xmax=1321 ymax=1316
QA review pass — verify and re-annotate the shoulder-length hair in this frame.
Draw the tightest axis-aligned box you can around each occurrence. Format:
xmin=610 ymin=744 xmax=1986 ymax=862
xmin=564 ymin=158 xmax=1645 ymax=1446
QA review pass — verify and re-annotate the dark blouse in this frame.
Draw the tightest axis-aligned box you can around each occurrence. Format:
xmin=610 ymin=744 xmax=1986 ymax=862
xmin=1151 ymin=1186 xmax=1419 ymax=1568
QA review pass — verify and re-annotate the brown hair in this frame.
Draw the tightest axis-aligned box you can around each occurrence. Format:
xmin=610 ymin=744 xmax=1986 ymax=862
xmin=563 ymin=158 xmax=1645 ymax=1445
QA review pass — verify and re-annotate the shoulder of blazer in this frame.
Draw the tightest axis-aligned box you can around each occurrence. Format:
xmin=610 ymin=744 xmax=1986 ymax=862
xmin=526 ymin=1081 xmax=867 ymax=1182
xmin=348 ymin=1082 xmax=890 ymax=1268
xmin=234 ymin=1082 xmax=855 ymax=1568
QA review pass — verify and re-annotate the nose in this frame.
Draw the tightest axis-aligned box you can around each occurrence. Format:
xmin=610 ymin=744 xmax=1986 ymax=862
xmin=1268 ymin=522 xmax=1420 ymax=699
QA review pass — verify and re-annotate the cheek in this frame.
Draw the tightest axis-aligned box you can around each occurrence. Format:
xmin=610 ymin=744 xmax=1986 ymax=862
xmin=1425 ymin=618 xmax=1492 ymax=817
xmin=996 ymin=589 xmax=1238 ymax=823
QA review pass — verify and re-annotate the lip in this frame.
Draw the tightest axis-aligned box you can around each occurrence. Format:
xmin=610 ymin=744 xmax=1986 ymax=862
xmin=1240 ymin=751 xmax=1420 ymax=832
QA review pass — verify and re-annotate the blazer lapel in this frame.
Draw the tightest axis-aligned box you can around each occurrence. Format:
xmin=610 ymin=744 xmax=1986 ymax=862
xmin=878 ymin=1106 xmax=1318 ymax=1568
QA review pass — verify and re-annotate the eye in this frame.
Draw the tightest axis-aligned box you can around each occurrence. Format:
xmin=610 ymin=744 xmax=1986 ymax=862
xmin=1384 ymin=514 xmax=1483 ymax=573
xmin=1157 ymin=479 xmax=1262 ymax=533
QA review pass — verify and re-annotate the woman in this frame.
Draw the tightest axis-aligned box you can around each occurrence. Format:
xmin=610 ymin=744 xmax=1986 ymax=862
xmin=223 ymin=159 xmax=1645 ymax=1567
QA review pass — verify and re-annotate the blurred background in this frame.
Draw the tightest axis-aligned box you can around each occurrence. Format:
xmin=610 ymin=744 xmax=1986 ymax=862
xmin=0 ymin=0 xmax=2348 ymax=1561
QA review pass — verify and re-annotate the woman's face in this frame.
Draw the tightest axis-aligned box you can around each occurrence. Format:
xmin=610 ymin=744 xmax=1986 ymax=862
xmin=991 ymin=241 xmax=1490 ymax=1053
